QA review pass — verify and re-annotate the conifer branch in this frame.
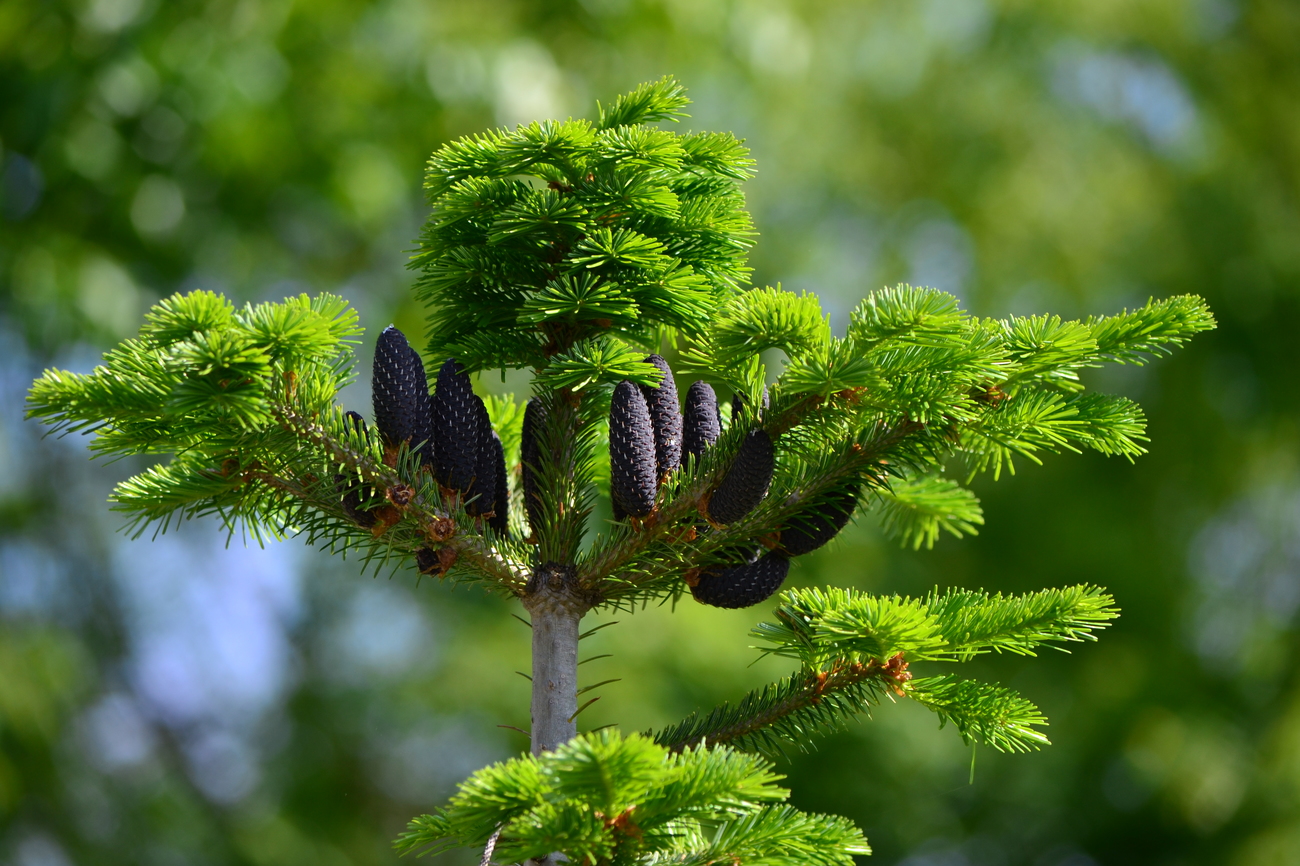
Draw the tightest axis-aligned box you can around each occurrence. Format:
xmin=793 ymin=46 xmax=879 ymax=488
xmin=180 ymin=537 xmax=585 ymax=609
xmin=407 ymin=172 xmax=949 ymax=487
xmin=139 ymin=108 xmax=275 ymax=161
xmin=27 ymin=291 xmax=529 ymax=594
xmin=654 ymin=655 xmax=912 ymax=754
xmin=395 ymin=730 xmax=868 ymax=865
xmin=926 ymin=585 xmax=1120 ymax=660
xmin=906 ymin=676 xmax=1051 ymax=753
xmin=248 ymin=398 xmax=527 ymax=590
xmin=873 ymin=472 xmax=985 ymax=550
xmin=655 ymin=585 xmax=1116 ymax=756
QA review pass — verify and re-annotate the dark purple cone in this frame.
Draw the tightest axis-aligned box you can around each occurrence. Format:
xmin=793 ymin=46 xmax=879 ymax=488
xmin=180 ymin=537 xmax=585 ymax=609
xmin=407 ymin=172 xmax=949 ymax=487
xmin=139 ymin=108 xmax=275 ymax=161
xmin=706 ymin=428 xmax=774 ymax=525
xmin=465 ymin=395 xmax=496 ymax=517
xmin=338 ymin=410 xmax=377 ymax=527
xmin=691 ymin=550 xmax=791 ymax=609
xmin=345 ymin=410 xmax=369 ymax=435
xmin=730 ymin=387 xmax=770 ymax=425
xmin=416 ymin=547 xmax=441 ymax=575
xmin=521 ymin=397 xmax=546 ymax=534
xmin=778 ymin=488 xmax=859 ymax=557
xmin=373 ymin=326 xmax=433 ymax=463
xmin=609 ymin=380 xmax=658 ymax=519
xmin=682 ymin=381 xmax=721 ymax=463
xmin=639 ymin=354 xmax=682 ymax=477
xmin=487 ymin=431 xmax=508 ymax=536
xmin=432 ymin=358 xmax=478 ymax=492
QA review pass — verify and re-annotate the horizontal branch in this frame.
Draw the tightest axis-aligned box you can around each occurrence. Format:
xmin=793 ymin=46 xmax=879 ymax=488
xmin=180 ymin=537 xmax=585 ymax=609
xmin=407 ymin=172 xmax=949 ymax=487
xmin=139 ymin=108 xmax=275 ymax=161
xmin=275 ymin=404 xmax=530 ymax=593
xmin=656 ymin=654 xmax=912 ymax=753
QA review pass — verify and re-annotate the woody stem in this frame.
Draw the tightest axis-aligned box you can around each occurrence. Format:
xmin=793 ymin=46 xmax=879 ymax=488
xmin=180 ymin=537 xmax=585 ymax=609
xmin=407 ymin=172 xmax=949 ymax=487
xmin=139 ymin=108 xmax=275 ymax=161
xmin=521 ymin=567 xmax=587 ymax=866
xmin=525 ymin=547 xmax=597 ymax=759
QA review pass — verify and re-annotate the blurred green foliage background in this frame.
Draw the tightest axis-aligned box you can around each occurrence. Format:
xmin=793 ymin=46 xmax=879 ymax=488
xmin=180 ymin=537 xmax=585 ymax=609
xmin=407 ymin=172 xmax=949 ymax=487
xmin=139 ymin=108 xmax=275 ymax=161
xmin=2 ymin=0 xmax=1298 ymax=863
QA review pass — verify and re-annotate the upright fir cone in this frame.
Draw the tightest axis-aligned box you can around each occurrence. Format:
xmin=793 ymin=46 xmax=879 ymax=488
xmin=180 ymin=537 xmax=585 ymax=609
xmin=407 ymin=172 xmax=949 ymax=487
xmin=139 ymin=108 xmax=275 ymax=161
xmin=432 ymin=358 xmax=478 ymax=493
xmin=706 ymin=428 xmax=775 ymax=525
xmin=372 ymin=326 xmax=433 ymax=463
xmin=464 ymin=394 xmax=497 ymax=519
xmin=487 ymin=431 xmax=508 ymax=536
xmin=639 ymin=354 xmax=682 ymax=477
xmin=338 ymin=410 xmax=376 ymax=527
xmin=691 ymin=550 xmax=791 ymax=609
xmin=609 ymin=380 xmax=658 ymax=519
xmin=777 ymin=487 xmax=860 ymax=557
xmin=521 ymin=397 xmax=546 ymax=534
xmin=681 ymin=380 xmax=721 ymax=463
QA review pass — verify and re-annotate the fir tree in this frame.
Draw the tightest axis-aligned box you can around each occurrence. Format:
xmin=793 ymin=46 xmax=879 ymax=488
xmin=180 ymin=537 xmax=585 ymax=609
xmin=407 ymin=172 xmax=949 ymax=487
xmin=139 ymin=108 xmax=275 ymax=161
xmin=27 ymin=78 xmax=1214 ymax=864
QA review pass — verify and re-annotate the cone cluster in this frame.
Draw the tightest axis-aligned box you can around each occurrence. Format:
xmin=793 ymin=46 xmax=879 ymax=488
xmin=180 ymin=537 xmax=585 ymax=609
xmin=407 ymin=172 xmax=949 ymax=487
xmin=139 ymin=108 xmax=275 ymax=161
xmin=339 ymin=326 xmax=508 ymax=540
xmin=347 ymin=335 xmax=861 ymax=598
xmin=604 ymin=356 xmax=858 ymax=609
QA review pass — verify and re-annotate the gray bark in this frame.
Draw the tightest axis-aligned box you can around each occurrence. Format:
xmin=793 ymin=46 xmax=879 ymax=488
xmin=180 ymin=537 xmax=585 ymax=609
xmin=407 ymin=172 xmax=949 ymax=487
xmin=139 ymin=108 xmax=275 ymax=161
xmin=523 ymin=563 xmax=585 ymax=755
xmin=522 ymin=565 xmax=585 ymax=866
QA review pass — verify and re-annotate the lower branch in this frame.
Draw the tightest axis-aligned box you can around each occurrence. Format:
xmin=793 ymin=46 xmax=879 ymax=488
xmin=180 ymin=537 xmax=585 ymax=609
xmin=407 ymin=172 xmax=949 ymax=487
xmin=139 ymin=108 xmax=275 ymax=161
xmin=656 ymin=654 xmax=912 ymax=753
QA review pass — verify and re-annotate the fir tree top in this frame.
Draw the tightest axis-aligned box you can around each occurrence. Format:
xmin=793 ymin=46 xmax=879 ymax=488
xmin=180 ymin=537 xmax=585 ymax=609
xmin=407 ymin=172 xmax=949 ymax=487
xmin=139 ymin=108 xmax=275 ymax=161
xmin=25 ymin=78 xmax=1215 ymax=865
xmin=413 ymin=77 xmax=756 ymax=372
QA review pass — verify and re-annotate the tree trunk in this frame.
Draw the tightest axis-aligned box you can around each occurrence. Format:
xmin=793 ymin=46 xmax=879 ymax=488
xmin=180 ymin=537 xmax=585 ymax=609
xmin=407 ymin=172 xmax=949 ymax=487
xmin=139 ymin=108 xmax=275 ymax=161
xmin=523 ymin=563 xmax=585 ymax=755
xmin=522 ymin=564 xmax=585 ymax=866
